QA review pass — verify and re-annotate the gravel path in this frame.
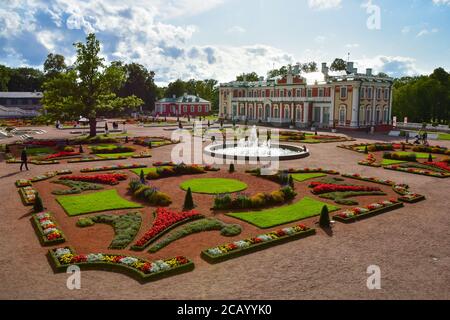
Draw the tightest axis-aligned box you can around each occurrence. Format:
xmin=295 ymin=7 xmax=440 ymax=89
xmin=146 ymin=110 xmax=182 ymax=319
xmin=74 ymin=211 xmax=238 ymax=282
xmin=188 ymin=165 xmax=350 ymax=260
xmin=0 ymin=125 xmax=449 ymax=300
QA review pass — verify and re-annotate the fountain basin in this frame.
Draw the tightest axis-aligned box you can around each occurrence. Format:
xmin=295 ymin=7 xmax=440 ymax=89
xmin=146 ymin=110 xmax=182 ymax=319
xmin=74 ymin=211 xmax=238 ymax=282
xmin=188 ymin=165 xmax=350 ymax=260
xmin=204 ymin=142 xmax=310 ymax=161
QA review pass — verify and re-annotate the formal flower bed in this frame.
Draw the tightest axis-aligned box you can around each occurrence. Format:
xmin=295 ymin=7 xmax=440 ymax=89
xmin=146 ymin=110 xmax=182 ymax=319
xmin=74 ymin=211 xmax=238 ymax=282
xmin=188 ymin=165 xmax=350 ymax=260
xmin=341 ymin=173 xmax=395 ymax=186
xmin=19 ymin=186 xmax=37 ymax=205
xmin=32 ymin=212 xmax=66 ymax=245
xmin=392 ymin=184 xmax=426 ymax=203
xmin=146 ymin=163 xmax=207 ymax=179
xmin=423 ymin=161 xmax=450 ymax=172
xmin=309 ymin=182 xmax=382 ymax=195
xmin=133 ymin=137 xmax=177 ymax=148
xmin=30 ymin=169 xmax=73 ymax=182
xmin=358 ymin=153 xmax=381 ymax=167
xmin=90 ymin=145 xmax=135 ymax=154
xmin=201 ymin=224 xmax=315 ymax=263
xmin=68 ymin=156 xmax=128 ymax=163
xmin=59 ymin=173 xmax=127 ymax=185
xmin=30 ymin=159 xmax=60 ymax=165
xmin=44 ymin=151 xmax=81 ymax=160
xmin=153 ymin=161 xmax=176 ymax=167
xmin=384 ymin=164 xmax=450 ymax=178
xmin=334 ymin=199 xmax=404 ymax=223
xmin=128 ymin=180 xmax=172 ymax=206
xmin=15 ymin=179 xmax=32 ymax=187
xmin=246 ymin=167 xmax=339 ymax=176
xmin=412 ymin=145 xmax=449 ymax=155
xmin=131 ymin=151 xmax=152 ymax=159
xmin=24 ymin=140 xmax=58 ymax=147
xmin=213 ymin=186 xmax=296 ymax=210
xmin=80 ymin=163 xmax=146 ymax=172
xmin=131 ymin=208 xmax=204 ymax=251
xmin=48 ymin=247 xmax=194 ymax=282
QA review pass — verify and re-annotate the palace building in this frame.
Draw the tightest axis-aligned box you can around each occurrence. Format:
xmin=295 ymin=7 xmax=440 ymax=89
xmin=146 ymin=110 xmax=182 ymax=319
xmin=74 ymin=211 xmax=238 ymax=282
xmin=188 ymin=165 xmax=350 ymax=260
xmin=155 ymin=93 xmax=211 ymax=117
xmin=219 ymin=62 xmax=394 ymax=131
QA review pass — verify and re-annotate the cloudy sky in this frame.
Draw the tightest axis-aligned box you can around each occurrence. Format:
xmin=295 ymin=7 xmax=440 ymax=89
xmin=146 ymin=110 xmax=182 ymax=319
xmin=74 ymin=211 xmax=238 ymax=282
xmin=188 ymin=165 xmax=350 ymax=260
xmin=0 ymin=0 xmax=449 ymax=85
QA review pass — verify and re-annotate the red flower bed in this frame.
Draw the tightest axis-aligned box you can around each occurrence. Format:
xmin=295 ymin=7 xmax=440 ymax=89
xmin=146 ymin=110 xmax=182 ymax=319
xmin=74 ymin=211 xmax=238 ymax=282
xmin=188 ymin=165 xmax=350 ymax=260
xmin=133 ymin=208 xmax=203 ymax=248
xmin=424 ymin=162 xmax=450 ymax=172
xmin=312 ymin=135 xmax=340 ymax=140
xmin=44 ymin=151 xmax=80 ymax=159
xmin=59 ymin=173 xmax=127 ymax=185
xmin=309 ymin=182 xmax=381 ymax=194
xmin=25 ymin=140 xmax=57 ymax=146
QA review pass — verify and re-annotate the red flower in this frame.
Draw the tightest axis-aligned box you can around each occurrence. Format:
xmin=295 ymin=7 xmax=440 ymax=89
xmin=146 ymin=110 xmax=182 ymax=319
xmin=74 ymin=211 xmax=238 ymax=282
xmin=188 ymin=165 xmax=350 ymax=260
xmin=45 ymin=151 xmax=80 ymax=160
xmin=60 ymin=173 xmax=127 ymax=185
xmin=311 ymin=183 xmax=381 ymax=195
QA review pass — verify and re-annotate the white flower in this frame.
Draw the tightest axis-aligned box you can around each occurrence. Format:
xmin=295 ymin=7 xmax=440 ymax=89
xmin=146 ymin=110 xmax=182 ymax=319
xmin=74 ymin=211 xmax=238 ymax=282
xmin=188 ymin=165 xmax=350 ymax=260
xmin=43 ymin=227 xmax=58 ymax=235
xmin=282 ymin=227 xmax=296 ymax=235
xmin=256 ymin=235 xmax=272 ymax=242
xmin=233 ymin=240 xmax=250 ymax=249
xmin=119 ymin=257 xmax=138 ymax=265
xmin=207 ymin=247 xmax=222 ymax=256
xmin=54 ymin=248 xmax=71 ymax=257
xmin=87 ymin=253 xmax=104 ymax=262
xmin=40 ymin=220 xmax=53 ymax=227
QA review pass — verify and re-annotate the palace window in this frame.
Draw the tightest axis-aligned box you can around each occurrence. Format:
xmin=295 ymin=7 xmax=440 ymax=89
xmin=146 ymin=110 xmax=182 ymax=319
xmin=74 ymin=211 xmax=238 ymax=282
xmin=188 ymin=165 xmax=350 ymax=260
xmin=284 ymin=106 xmax=290 ymax=119
xmin=339 ymin=106 xmax=346 ymax=125
xmin=240 ymin=106 xmax=245 ymax=115
xmin=340 ymin=87 xmax=347 ymax=99
xmin=383 ymin=106 xmax=389 ymax=124
xmin=319 ymin=88 xmax=324 ymax=97
xmin=361 ymin=87 xmax=366 ymax=99
xmin=307 ymin=89 xmax=312 ymax=98
xmin=191 ymin=105 xmax=194 ymax=112
xmin=296 ymin=107 xmax=302 ymax=121
xmin=262 ymin=91 xmax=265 ymax=98
xmin=367 ymin=87 xmax=373 ymax=99
xmin=384 ymin=89 xmax=389 ymax=100
xmin=273 ymin=107 xmax=279 ymax=118
xmin=296 ymin=89 xmax=301 ymax=97
xmin=280 ymin=90 xmax=284 ymax=98
xmin=198 ymin=105 xmax=202 ymax=112
xmin=376 ymin=88 xmax=381 ymax=100
xmin=288 ymin=90 xmax=291 ymax=97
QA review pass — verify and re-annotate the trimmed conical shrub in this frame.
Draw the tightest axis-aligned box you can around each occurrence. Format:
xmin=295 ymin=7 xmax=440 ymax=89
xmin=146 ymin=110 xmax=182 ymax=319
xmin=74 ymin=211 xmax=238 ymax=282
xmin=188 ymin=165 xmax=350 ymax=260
xmin=148 ymin=141 xmax=152 ymax=149
xmin=289 ymin=175 xmax=295 ymax=189
xmin=33 ymin=193 xmax=44 ymax=213
xmin=79 ymin=144 xmax=84 ymax=153
xmin=139 ymin=169 xmax=146 ymax=184
xmin=364 ymin=145 xmax=368 ymax=154
xmin=319 ymin=205 xmax=330 ymax=228
xmin=183 ymin=187 xmax=195 ymax=210
xmin=428 ymin=153 xmax=433 ymax=162
xmin=229 ymin=163 xmax=235 ymax=173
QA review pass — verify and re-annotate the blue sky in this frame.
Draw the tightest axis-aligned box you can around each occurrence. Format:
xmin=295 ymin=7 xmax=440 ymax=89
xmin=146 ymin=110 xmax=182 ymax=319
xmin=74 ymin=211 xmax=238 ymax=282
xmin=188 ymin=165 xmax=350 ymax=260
xmin=0 ymin=0 xmax=449 ymax=85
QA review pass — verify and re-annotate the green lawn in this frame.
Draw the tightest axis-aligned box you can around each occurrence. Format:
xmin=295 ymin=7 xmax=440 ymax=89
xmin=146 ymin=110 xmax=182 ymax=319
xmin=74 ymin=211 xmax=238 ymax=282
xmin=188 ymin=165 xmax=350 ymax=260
xmin=89 ymin=144 xmax=119 ymax=150
xmin=381 ymin=159 xmax=408 ymax=166
xmin=56 ymin=189 xmax=143 ymax=216
xmin=26 ymin=147 xmax=55 ymax=156
xmin=180 ymin=178 xmax=248 ymax=194
xmin=96 ymin=152 xmax=134 ymax=158
xmin=438 ymin=133 xmax=450 ymax=140
xmin=395 ymin=151 xmax=436 ymax=159
xmin=291 ymin=173 xmax=326 ymax=182
xmin=227 ymin=197 xmax=339 ymax=229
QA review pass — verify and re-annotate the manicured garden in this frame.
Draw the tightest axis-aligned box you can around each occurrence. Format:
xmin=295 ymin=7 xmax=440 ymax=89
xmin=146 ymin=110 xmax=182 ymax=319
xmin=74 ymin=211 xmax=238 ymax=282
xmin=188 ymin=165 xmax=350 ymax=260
xmin=180 ymin=178 xmax=248 ymax=194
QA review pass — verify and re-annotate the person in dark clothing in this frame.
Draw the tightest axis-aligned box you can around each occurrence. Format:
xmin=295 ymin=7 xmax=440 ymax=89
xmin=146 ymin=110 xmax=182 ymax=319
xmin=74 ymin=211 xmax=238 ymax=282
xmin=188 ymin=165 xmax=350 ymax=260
xmin=20 ymin=148 xmax=29 ymax=171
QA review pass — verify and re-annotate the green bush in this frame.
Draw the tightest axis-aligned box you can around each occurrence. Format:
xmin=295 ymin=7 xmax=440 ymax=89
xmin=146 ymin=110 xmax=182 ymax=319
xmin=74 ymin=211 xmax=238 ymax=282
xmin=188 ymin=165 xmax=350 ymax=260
xmin=52 ymin=180 xmax=103 ymax=195
xmin=280 ymin=186 xmax=297 ymax=201
xmin=183 ymin=187 xmax=195 ymax=210
xmin=319 ymin=205 xmax=330 ymax=228
xmin=77 ymin=217 xmax=95 ymax=227
xmin=213 ymin=194 xmax=233 ymax=210
xmin=229 ymin=163 xmax=235 ymax=173
xmin=128 ymin=179 xmax=172 ymax=206
xmin=33 ymin=193 xmax=44 ymax=212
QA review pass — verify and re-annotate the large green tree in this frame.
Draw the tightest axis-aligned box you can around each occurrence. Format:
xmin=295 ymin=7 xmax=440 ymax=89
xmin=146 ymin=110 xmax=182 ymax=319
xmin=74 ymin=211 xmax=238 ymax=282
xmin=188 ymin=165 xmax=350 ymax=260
xmin=43 ymin=53 xmax=67 ymax=79
xmin=7 ymin=67 xmax=44 ymax=91
xmin=330 ymin=58 xmax=347 ymax=71
xmin=0 ymin=65 xmax=10 ymax=91
xmin=42 ymin=33 xmax=143 ymax=136
xmin=236 ymin=72 xmax=259 ymax=81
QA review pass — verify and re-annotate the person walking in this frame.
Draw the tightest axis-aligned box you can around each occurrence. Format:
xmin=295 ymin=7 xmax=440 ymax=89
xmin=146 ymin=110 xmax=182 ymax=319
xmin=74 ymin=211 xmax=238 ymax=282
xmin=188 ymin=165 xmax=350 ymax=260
xmin=423 ymin=131 xmax=428 ymax=145
xmin=20 ymin=147 xmax=29 ymax=171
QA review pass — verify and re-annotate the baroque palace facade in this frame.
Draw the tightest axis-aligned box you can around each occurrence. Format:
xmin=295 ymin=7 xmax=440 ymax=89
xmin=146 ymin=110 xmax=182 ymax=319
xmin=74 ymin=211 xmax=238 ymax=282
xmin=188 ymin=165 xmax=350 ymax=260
xmin=219 ymin=62 xmax=394 ymax=130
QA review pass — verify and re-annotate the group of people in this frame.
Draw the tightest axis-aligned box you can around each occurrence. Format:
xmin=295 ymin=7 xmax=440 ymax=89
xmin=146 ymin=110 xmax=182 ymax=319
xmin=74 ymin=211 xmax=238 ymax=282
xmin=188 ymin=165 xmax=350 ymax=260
xmin=406 ymin=131 xmax=428 ymax=145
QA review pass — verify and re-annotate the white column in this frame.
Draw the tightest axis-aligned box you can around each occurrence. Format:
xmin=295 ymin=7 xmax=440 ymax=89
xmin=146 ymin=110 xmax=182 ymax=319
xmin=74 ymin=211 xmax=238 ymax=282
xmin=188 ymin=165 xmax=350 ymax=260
xmin=351 ymin=85 xmax=360 ymax=127
xmin=329 ymin=88 xmax=335 ymax=126
xmin=303 ymin=103 xmax=309 ymax=124
xmin=388 ymin=86 xmax=393 ymax=125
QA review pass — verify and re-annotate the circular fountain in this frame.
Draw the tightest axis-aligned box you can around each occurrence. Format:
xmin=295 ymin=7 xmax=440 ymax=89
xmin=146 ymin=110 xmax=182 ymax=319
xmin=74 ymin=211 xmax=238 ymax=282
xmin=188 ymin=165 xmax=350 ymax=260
xmin=204 ymin=125 xmax=309 ymax=161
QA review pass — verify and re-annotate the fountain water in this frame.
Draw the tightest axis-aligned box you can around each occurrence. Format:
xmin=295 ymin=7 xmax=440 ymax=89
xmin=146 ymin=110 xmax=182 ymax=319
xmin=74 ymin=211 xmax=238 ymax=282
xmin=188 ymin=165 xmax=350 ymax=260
xmin=204 ymin=125 xmax=309 ymax=161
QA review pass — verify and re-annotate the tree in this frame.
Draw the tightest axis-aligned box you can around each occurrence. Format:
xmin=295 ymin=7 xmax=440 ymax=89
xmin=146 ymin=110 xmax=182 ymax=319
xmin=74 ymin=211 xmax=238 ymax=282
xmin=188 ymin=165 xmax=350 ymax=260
xmin=33 ymin=193 xmax=44 ymax=213
xmin=330 ymin=58 xmax=347 ymax=71
xmin=301 ymin=62 xmax=318 ymax=73
xmin=42 ymin=33 xmax=143 ymax=136
xmin=140 ymin=169 xmax=146 ymax=184
xmin=0 ymin=65 xmax=10 ymax=91
xmin=8 ymin=67 xmax=44 ymax=91
xmin=377 ymin=72 xmax=389 ymax=78
xmin=236 ymin=72 xmax=259 ymax=82
xmin=44 ymin=53 xmax=67 ymax=79
xmin=116 ymin=62 xmax=158 ymax=112
xmin=319 ymin=205 xmax=330 ymax=228
xmin=165 ymin=79 xmax=186 ymax=98
xmin=183 ymin=187 xmax=195 ymax=210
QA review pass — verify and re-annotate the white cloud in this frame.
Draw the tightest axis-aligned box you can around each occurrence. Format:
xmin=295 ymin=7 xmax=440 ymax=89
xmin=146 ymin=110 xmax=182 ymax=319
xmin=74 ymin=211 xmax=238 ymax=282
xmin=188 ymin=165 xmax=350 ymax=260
xmin=345 ymin=43 xmax=360 ymax=48
xmin=355 ymin=55 xmax=423 ymax=77
xmin=36 ymin=30 xmax=64 ymax=51
xmin=308 ymin=0 xmax=342 ymax=10
xmin=432 ymin=0 xmax=450 ymax=5
xmin=401 ymin=26 xmax=411 ymax=34
xmin=417 ymin=28 xmax=438 ymax=37
xmin=226 ymin=26 xmax=246 ymax=34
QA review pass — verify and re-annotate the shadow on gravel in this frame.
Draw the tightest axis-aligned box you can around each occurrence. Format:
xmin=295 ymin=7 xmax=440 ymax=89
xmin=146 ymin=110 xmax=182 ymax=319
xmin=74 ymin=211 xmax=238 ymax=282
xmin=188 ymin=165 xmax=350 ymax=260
xmin=0 ymin=171 xmax=21 ymax=179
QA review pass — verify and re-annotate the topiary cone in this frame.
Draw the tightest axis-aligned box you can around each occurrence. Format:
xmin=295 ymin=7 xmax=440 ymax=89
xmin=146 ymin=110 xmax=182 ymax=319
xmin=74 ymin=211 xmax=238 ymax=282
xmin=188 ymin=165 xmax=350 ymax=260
xmin=428 ymin=153 xmax=433 ymax=162
xmin=289 ymin=175 xmax=295 ymax=189
xmin=364 ymin=145 xmax=368 ymax=154
xmin=229 ymin=163 xmax=235 ymax=173
xmin=319 ymin=205 xmax=330 ymax=228
xmin=140 ymin=169 xmax=146 ymax=184
xmin=183 ymin=187 xmax=195 ymax=210
xmin=33 ymin=193 xmax=44 ymax=213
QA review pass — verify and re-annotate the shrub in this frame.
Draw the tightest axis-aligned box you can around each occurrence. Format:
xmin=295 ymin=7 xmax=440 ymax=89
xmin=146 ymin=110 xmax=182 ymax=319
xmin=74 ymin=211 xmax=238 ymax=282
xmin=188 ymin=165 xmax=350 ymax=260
xmin=139 ymin=169 xmax=146 ymax=184
xmin=33 ymin=193 xmax=44 ymax=212
xmin=91 ymin=145 xmax=135 ymax=154
xmin=250 ymin=193 xmax=266 ymax=208
xmin=288 ymin=175 xmax=295 ymax=189
xmin=183 ymin=187 xmax=195 ymax=210
xmin=428 ymin=154 xmax=433 ymax=162
xmin=270 ymin=190 xmax=285 ymax=204
xmin=364 ymin=145 xmax=368 ymax=154
xmin=148 ymin=191 xmax=172 ymax=206
xmin=213 ymin=194 xmax=233 ymax=210
xmin=229 ymin=163 xmax=235 ymax=173
xmin=367 ymin=144 xmax=393 ymax=152
xmin=319 ymin=205 xmax=330 ymax=228
xmin=128 ymin=179 xmax=172 ymax=206
xmin=280 ymin=186 xmax=296 ymax=201
xmin=77 ymin=217 xmax=95 ymax=227
xmin=64 ymin=146 xmax=74 ymax=152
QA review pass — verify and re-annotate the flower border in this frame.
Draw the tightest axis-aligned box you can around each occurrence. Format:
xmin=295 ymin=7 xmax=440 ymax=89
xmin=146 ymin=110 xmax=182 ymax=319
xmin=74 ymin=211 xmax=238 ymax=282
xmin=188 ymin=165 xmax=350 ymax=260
xmin=333 ymin=200 xmax=404 ymax=223
xmin=80 ymin=163 xmax=147 ymax=172
xmin=48 ymin=247 xmax=194 ymax=283
xmin=201 ymin=225 xmax=315 ymax=264
xmin=31 ymin=212 xmax=66 ymax=245
xmin=384 ymin=165 xmax=450 ymax=178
